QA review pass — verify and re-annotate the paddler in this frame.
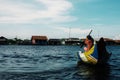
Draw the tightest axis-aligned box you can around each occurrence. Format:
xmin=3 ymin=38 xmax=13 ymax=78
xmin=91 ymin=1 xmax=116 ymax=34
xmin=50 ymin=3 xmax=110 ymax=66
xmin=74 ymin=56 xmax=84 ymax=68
xmin=77 ymin=33 xmax=98 ymax=64
xmin=84 ymin=35 xmax=94 ymax=52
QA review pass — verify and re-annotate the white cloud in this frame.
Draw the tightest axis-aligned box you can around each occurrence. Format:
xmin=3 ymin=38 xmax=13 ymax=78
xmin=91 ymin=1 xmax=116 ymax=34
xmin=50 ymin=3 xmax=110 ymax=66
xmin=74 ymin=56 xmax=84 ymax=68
xmin=53 ymin=26 xmax=91 ymax=38
xmin=0 ymin=0 xmax=75 ymax=24
xmin=77 ymin=0 xmax=98 ymax=2
xmin=55 ymin=26 xmax=91 ymax=34
xmin=115 ymin=35 xmax=120 ymax=40
xmin=37 ymin=0 xmax=72 ymax=15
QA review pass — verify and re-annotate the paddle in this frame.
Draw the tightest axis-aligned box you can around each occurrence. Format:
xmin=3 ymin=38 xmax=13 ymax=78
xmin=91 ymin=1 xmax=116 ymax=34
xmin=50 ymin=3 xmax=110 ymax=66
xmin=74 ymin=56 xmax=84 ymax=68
xmin=88 ymin=30 xmax=92 ymax=36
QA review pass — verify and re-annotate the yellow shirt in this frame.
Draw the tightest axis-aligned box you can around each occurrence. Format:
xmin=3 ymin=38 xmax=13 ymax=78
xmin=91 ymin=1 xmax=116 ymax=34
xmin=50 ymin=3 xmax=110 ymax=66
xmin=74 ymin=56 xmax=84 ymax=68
xmin=84 ymin=45 xmax=98 ymax=64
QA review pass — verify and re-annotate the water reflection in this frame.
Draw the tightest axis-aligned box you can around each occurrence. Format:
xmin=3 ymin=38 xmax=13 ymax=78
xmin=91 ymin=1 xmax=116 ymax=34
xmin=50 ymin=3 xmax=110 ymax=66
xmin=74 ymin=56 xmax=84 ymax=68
xmin=76 ymin=63 xmax=111 ymax=80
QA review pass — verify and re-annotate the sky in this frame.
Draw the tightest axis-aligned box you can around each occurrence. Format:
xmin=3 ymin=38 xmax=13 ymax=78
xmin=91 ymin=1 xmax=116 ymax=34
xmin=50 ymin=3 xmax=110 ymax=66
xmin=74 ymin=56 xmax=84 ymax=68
xmin=0 ymin=0 xmax=120 ymax=39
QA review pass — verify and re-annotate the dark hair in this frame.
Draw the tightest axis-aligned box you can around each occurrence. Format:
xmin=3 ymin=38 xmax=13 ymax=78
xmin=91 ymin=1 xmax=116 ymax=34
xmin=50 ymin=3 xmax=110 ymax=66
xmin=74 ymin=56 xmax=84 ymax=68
xmin=87 ymin=35 xmax=94 ymax=43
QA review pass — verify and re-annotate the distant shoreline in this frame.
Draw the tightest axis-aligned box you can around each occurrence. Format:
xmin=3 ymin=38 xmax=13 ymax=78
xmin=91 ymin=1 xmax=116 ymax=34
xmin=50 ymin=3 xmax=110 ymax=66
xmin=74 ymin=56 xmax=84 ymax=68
xmin=0 ymin=36 xmax=120 ymax=45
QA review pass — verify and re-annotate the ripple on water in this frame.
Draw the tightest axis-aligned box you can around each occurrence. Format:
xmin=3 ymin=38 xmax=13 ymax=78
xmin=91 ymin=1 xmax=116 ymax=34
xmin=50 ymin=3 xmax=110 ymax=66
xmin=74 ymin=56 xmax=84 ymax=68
xmin=0 ymin=45 xmax=119 ymax=80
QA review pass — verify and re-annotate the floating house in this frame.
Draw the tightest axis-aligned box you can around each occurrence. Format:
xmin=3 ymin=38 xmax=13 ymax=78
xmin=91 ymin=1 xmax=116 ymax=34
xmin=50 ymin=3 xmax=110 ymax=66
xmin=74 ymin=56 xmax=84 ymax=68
xmin=31 ymin=36 xmax=48 ymax=45
xmin=65 ymin=38 xmax=80 ymax=45
xmin=48 ymin=39 xmax=61 ymax=45
xmin=103 ymin=38 xmax=115 ymax=45
xmin=0 ymin=36 xmax=8 ymax=45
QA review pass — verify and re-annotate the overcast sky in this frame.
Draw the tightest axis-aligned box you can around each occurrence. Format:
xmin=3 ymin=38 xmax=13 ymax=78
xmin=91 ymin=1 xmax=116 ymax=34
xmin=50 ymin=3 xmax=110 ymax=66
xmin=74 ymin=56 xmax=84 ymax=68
xmin=0 ymin=0 xmax=120 ymax=39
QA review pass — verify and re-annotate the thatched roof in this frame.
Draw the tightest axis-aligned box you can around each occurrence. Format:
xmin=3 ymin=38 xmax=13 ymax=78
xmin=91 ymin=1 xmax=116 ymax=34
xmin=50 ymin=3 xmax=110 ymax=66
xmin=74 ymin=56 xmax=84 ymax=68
xmin=31 ymin=36 xmax=48 ymax=40
xmin=0 ymin=36 xmax=7 ymax=41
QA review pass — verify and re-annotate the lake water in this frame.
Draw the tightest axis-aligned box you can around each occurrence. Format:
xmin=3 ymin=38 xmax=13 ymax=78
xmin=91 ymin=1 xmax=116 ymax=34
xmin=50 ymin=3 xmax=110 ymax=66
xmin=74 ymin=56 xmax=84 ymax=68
xmin=0 ymin=45 xmax=119 ymax=80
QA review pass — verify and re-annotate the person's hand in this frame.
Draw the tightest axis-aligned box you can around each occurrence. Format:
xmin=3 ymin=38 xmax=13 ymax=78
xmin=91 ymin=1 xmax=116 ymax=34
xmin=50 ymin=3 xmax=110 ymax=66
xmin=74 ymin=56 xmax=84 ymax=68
xmin=84 ymin=47 xmax=87 ymax=52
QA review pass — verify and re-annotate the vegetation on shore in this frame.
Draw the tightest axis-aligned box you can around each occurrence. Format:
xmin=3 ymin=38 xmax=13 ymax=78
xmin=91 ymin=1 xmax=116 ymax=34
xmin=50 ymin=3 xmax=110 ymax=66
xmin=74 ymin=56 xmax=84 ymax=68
xmin=0 ymin=36 xmax=120 ymax=45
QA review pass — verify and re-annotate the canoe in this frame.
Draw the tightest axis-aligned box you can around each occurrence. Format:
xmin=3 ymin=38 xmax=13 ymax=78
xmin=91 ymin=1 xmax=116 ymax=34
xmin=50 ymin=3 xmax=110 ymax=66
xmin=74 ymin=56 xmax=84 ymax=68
xmin=77 ymin=44 xmax=111 ymax=65
xmin=77 ymin=44 xmax=98 ymax=65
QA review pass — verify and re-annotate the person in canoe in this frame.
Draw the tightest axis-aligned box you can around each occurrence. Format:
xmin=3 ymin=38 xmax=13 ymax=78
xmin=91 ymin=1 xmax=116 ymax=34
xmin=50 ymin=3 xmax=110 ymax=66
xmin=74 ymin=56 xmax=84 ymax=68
xmin=77 ymin=34 xmax=98 ymax=65
xmin=84 ymin=35 xmax=94 ymax=52
xmin=77 ymin=33 xmax=111 ymax=65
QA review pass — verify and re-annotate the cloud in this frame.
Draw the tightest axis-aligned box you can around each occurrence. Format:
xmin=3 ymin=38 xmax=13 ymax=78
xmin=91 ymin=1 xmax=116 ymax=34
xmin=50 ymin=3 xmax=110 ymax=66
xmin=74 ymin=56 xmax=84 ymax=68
xmin=115 ymin=35 xmax=120 ymax=40
xmin=0 ymin=0 xmax=76 ymax=24
xmin=54 ymin=26 xmax=91 ymax=34
xmin=53 ymin=26 xmax=91 ymax=38
xmin=78 ymin=0 xmax=98 ymax=2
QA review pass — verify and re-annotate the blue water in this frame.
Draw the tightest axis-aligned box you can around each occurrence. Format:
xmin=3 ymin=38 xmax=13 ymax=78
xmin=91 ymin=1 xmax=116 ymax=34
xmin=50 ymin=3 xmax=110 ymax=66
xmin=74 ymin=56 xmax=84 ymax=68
xmin=0 ymin=45 xmax=119 ymax=80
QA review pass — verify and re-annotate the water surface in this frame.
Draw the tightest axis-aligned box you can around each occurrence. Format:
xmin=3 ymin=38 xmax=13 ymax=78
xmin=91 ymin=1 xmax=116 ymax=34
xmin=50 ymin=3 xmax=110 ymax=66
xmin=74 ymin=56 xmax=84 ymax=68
xmin=0 ymin=45 xmax=119 ymax=80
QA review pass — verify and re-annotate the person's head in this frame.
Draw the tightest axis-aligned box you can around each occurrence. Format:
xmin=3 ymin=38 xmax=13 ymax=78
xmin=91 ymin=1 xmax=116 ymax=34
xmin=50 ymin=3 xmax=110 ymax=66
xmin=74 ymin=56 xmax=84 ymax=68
xmin=85 ymin=35 xmax=94 ymax=45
